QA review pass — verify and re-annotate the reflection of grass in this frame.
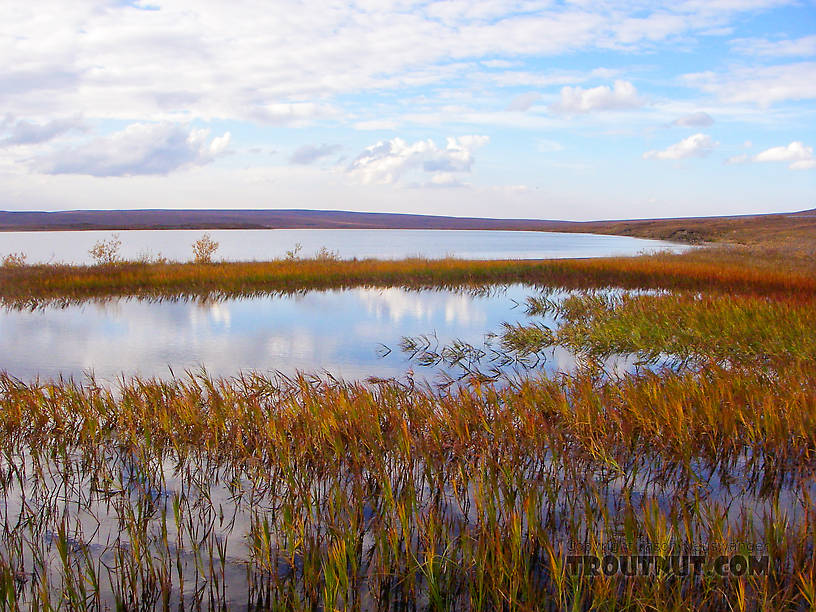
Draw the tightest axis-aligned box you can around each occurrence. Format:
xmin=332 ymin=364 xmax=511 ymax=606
xmin=500 ymin=290 xmax=816 ymax=369
xmin=0 ymin=363 xmax=813 ymax=608
xmin=2 ymin=247 xmax=816 ymax=304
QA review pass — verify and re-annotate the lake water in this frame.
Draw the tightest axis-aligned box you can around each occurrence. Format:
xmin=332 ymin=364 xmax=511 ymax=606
xmin=0 ymin=231 xmax=802 ymax=610
xmin=0 ymin=228 xmax=682 ymax=381
xmin=0 ymin=228 xmax=685 ymax=264
xmin=0 ymin=285 xmax=597 ymax=383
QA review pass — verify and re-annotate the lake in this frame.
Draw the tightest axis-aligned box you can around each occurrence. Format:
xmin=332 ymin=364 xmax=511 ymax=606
xmin=0 ymin=228 xmax=686 ymax=264
xmin=0 ymin=230 xmax=804 ymax=611
xmin=0 ymin=228 xmax=683 ymax=382
xmin=0 ymin=285 xmax=600 ymax=383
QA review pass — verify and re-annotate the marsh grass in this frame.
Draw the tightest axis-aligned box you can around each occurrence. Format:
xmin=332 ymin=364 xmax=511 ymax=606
xmin=499 ymin=290 xmax=816 ymax=370
xmin=2 ymin=247 xmax=816 ymax=307
xmin=0 ymin=243 xmax=814 ymax=608
xmin=0 ymin=361 xmax=813 ymax=609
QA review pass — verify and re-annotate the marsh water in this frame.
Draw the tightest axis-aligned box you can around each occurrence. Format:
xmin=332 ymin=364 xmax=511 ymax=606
xmin=0 ymin=285 xmax=597 ymax=383
xmin=0 ymin=228 xmax=685 ymax=264
xmin=0 ymin=233 xmax=808 ymax=609
xmin=0 ymin=228 xmax=686 ymax=382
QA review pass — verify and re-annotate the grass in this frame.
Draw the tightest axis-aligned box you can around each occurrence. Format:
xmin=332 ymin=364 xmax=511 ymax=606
xmin=0 ymin=230 xmax=814 ymax=608
xmin=0 ymin=362 xmax=813 ymax=609
xmin=1 ymin=246 xmax=815 ymax=307
xmin=505 ymin=290 xmax=816 ymax=369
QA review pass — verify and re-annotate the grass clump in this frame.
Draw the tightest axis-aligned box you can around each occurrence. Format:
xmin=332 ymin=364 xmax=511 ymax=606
xmin=0 ymin=252 xmax=26 ymax=268
xmin=0 ymin=364 xmax=813 ymax=609
xmin=504 ymin=290 xmax=816 ymax=369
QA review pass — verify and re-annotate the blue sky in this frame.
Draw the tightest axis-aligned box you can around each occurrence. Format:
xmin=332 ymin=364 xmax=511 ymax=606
xmin=1 ymin=0 xmax=814 ymax=220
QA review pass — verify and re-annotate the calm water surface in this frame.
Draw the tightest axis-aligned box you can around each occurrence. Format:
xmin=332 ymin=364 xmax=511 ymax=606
xmin=0 ymin=228 xmax=685 ymax=264
xmin=0 ymin=285 xmax=592 ymax=383
xmin=0 ymin=229 xmax=683 ymax=381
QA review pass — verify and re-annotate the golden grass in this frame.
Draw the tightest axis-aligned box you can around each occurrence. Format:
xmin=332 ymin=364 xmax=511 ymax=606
xmin=0 ymin=233 xmax=814 ymax=608
xmin=2 ymin=246 xmax=815 ymax=306
xmin=0 ymin=363 xmax=813 ymax=609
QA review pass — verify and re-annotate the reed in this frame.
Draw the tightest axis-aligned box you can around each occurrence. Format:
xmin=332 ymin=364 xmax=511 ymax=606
xmin=2 ymin=246 xmax=815 ymax=306
xmin=0 ymin=360 xmax=812 ymax=609
xmin=0 ymin=239 xmax=813 ymax=608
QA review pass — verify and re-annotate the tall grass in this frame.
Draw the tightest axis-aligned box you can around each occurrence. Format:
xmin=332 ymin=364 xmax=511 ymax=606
xmin=0 ymin=362 xmax=812 ymax=609
xmin=2 ymin=247 xmax=815 ymax=306
xmin=0 ymin=243 xmax=813 ymax=608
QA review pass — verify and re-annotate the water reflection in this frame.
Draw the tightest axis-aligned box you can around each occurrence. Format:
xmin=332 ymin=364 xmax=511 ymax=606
xmin=0 ymin=285 xmax=561 ymax=383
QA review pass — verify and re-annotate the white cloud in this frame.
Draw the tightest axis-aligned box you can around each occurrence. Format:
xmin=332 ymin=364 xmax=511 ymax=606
xmin=35 ymin=123 xmax=231 ymax=177
xmin=290 ymin=144 xmax=342 ymax=165
xmin=421 ymin=172 xmax=467 ymax=188
xmin=550 ymin=80 xmax=643 ymax=114
xmin=1 ymin=116 xmax=86 ymax=146
xmin=725 ymin=153 xmax=749 ymax=164
xmin=484 ymin=67 xmax=621 ymax=88
xmin=643 ymin=133 xmax=717 ymax=160
xmin=731 ymin=35 xmax=816 ymax=57
xmin=0 ymin=1 xmax=797 ymax=123
xmin=671 ymin=111 xmax=714 ymax=127
xmin=753 ymin=141 xmax=816 ymax=169
xmin=246 ymin=103 xmax=339 ymax=126
xmin=354 ymin=119 xmax=399 ymax=131
xmin=506 ymin=92 xmax=541 ymax=111
xmin=209 ymin=132 xmax=231 ymax=156
xmin=684 ymin=62 xmax=816 ymax=106
xmin=348 ymin=135 xmax=489 ymax=185
xmin=481 ymin=59 xmax=517 ymax=69
xmin=537 ymin=139 xmax=564 ymax=153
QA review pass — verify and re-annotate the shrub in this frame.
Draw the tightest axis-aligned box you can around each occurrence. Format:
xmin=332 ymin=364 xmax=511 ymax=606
xmin=192 ymin=233 xmax=219 ymax=264
xmin=89 ymin=234 xmax=122 ymax=265
xmin=285 ymin=243 xmax=303 ymax=261
xmin=1 ymin=252 xmax=27 ymax=267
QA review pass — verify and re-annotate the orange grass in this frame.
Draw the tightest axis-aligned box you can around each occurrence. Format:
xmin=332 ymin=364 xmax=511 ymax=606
xmin=0 ymin=236 xmax=814 ymax=608
xmin=1 ymin=248 xmax=815 ymax=305
xmin=0 ymin=365 xmax=813 ymax=608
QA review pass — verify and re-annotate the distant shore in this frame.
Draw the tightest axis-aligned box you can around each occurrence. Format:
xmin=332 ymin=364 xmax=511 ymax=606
xmin=1 ymin=207 xmax=814 ymax=245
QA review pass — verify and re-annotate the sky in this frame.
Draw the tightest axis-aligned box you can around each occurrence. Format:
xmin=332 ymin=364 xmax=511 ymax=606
xmin=1 ymin=0 xmax=814 ymax=220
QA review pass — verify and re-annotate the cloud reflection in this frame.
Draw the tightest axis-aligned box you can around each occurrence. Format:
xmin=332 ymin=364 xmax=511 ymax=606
xmin=0 ymin=286 xmax=549 ymax=383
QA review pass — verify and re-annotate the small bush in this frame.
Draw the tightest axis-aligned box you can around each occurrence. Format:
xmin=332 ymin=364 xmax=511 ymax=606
xmin=1 ymin=252 xmax=27 ymax=268
xmin=89 ymin=234 xmax=122 ymax=265
xmin=192 ymin=233 xmax=219 ymax=264
xmin=285 ymin=243 xmax=303 ymax=261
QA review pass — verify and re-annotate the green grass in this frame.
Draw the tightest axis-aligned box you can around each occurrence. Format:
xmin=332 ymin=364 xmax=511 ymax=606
xmin=505 ymin=290 xmax=816 ymax=368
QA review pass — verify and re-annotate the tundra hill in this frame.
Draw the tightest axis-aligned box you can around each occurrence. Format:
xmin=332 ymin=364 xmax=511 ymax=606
xmin=0 ymin=209 xmax=570 ymax=233
xmin=0 ymin=208 xmax=814 ymax=247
